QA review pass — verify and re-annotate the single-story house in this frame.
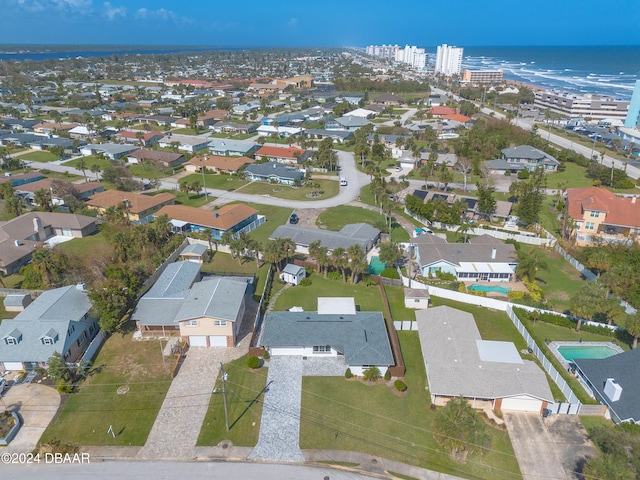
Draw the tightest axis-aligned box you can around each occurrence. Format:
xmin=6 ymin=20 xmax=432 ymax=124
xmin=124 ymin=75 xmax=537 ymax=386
xmin=15 ymin=178 xmax=104 ymax=206
xmin=208 ymin=139 xmax=260 ymax=157
xmin=304 ymin=129 xmax=353 ymax=143
xmin=158 ymin=134 xmax=210 ymax=153
xmin=179 ymin=243 xmax=209 ymax=264
xmin=260 ymin=297 xmax=394 ymax=376
xmin=325 ymin=115 xmax=372 ymax=132
xmin=279 ymin=263 xmax=306 ymax=285
xmin=127 ymin=149 xmax=186 ymax=168
xmin=270 ymin=223 xmax=380 ymax=254
xmin=139 ymin=114 xmax=178 ymax=126
xmin=156 ymin=203 xmax=265 ymax=240
xmin=197 ymin=109 xmax=229 ymax=128
xmin=416 ymin=306 xmax=554 ymax=412
xmin=345 ymin=108 xmax=377 ymax=118
xmin=254 ymin=145 xmax=311 ymax=165
xmin=410 ymin=190 xmax=512 ymax=220
xmin=574 ymin=348 xmax=640 ymax=424
xmin=0 ymin=171 xmax=44 ymax=188
xmin=373 ymin=93 xmax=402 ymax=105
xmin=184 ymin=155 xmax=255 ymax=174
xmin=256 ymin=125 xmax=303 ymax=138
xmin=86 ymin=190 xmax=176 ymax=223
xmin=3 ymin=294 xmax=32 ymax=312
xmin=213 ymin=122 xmax=258 ymax=135
xmin=80 ymin=143 xmax=139 ymax=160
xmin=116 ymin=131 xmax=164 ymax=147
xmin=243 ymin=162 xmax=304 ymax=185
xmin=0 ymin=285 xmax=100 ymax=372
xmin=403 ymin=288 xmax=430 ymax=309
xmin=0 ymin=212 xmax=98 ymax=275
xmin=412 ymin=234 xmax=517 ymax=281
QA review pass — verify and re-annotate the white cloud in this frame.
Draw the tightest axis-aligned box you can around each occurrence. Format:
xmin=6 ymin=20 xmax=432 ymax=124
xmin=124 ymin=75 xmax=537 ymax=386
xmin=135 ymin=7 xmax=175 ymax=21
xmin=14 ymin=0 xmax=92 ymax=12
xmin=103 ymin=1 xmax=126 ymax=20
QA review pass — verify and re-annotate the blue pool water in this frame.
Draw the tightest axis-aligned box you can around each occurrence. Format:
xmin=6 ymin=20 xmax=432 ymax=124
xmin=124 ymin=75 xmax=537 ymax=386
xmin=368 ymin=256 xmax=386 ymax=275
xmin=468 ymin=284 xmax=512 ymax=295
xmin=558 ymin=345 xmax=618 ymax=363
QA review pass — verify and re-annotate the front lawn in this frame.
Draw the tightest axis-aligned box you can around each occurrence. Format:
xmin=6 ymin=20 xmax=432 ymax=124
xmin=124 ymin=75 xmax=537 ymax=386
xmin=273 ymin=273 xmax=385 ymax=313
xmin=20 ymin=150 xmax=59 ymax=162
xmin=240 ymin=179 xmax=339 ymax=201
xmin=56 ymin=230 xmax=112 ymax=258
xmin=64 ymin=156 xmax=112 ymax=173
xmin=128 ymin=163 xmax=176 ymax=179
xmin=40 ymin=329 xmax=172 ymax=446
xmin=196 ymin=355 xmax=268 ymax=446
xmin=300 ymin=332 xmax=522 ymax=479
xmin=243 ymin=202 xmax=292 ymax=245
xmin=150 ymin=189 xmax=212 ymax=208
xmin=316 ymin=205 xmax=385 ymax=231
xmin=180 ymin=173 xmax=248 ymax=191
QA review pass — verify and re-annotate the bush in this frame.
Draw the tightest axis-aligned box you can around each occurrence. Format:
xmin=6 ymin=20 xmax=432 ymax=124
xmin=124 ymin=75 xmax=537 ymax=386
xmin=305 ymin=266 xmax=314 ymax=276
xmin=299 ymin=277 xmax=312 ymax=286
xmin=247 ymin=356 xmax=261 ymax=369
xmin=262 ymin=350 xmax=270 ymax=360
xmin=328 ymin=271 xmax=341 ymax=281
xmin=394 ymin=379 xmax=407 ymax=392
xmin=380 ymin=268 xmax=400 ymax=279
xmin=384 ymin=369 xmax=391 ymax=381
xmin=437 ymin=271 xmax=457 ymax=281
xmin=517 ymin=170 xmax=530 ymax=179
xmin=345 ymin=368 xmax=352 ymax=379
xmin=57 ymin=383 xmax=73 ymax=394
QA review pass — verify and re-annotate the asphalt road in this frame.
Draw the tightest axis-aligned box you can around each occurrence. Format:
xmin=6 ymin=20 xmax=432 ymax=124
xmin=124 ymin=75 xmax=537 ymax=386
xmin=1 ymin=461 xmax=380 ymax=480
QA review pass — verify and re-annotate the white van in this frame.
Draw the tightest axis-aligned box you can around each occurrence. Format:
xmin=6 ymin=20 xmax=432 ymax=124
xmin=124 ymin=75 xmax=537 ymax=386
xmin=339 ymin=177 xmax=348 ymax=186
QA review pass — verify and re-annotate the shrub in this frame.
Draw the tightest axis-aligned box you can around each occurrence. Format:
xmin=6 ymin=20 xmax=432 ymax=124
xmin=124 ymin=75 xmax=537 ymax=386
xmin=247 ymin=356 xmax=261 ymax=369
xmin=437 ymin=271 xmax=456 ymax=281
xmin=328 ymin=271 xmax=341 ymax=281
xmin=380 ymin=268 xmax=400 ymax=279
xmin=299 ymin=277 xmax=312 ymax=286
xmin=262 ymin=350 xmax=270 ymax=360
xmin=504 ymin=169 xmax=511 ymax=176
xmin=384 ymin=369 xmax=391 ymax=381
xmin=517 ymin=170 xmax=530 ymax=179
xmin=363 ymin=366 xmax=382 ymax=383
xmin=345 ymin=368 xmax=352 ymax=379
xmin=305 ymin=266 xmax=314 ymax=276
xmin=394 ymin=379 xmax=407 ymax=392
xmin=57 ymin=383 xmax=73 ymax=394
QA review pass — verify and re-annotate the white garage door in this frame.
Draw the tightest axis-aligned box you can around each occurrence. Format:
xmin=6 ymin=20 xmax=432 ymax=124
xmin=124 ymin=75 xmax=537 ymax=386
xmin=189 ymin=336 xmax=207 ymax=347
xmin=208 ymin=336 xmax=227 ymax=347
xmin=502 ymin=397 xmax=543 ymax=413
xmin=3 ymin=362 xmax=23 ymax=371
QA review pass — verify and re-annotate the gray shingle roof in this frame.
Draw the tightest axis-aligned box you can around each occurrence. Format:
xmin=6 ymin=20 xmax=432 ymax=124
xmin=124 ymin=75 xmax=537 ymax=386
xmin=270 ymin=223 xmax=380 ymax=252
xmin=181 ymin=244 xmax=207 ymax=256
xmin=413 ymin=234 xmax=517 ymax=268
xmin=416 ymin=306 xmax=553 ymax=401
xmin=244 ymin=162 xmax=304 ymax=181
xmin=174 ymin=277 xmax=248 ymax=323
xmin=260 ymin=311 xmax=394 ymax=367
xmin=574 ymin=348 xmax=640 ymax=423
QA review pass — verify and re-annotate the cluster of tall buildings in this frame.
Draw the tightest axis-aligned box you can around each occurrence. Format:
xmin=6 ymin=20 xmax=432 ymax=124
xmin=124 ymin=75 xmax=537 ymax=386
xmin=365 ymin=44 xmax=426 ymax=69
xmin=435 ymin=44 xmax=463 ymax=77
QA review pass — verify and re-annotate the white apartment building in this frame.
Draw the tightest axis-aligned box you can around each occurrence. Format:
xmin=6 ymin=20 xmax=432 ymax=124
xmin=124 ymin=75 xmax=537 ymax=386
xmin=435 ymin=44 xmax=463 ymax=77
xmin=366 ymin=44 xmax=425 ymax=69
xmin=533 ymin=90 xmax=629 ymax=122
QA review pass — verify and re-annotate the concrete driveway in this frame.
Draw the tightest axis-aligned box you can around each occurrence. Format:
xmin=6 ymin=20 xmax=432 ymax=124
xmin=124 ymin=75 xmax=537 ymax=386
xmin=504 ymin=412 xmax=596 ymax=480
xmin=0 ymin=383 xmax=60 ymax=453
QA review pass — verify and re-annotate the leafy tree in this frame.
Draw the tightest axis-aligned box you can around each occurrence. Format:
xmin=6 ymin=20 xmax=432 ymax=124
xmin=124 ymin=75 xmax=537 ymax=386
xmin=433 ymin=397 xmax=490 ymax=458
xmin=88 ymin=278 xmax=134 ymax=334
xmin=378 ymin=242 xmax=402 ymax=268
xmin=624 ymin=312 xmax=640 ymax=349
xmin=0 ymin=182 xmax=15 ymax=200
xmin=513 ymin=168 xmax=546 ymax=226
xmin=569 ymin=282 xmax=608 ymax=331
xmin=47 ymin=351 xmax=73 ymax=385
xmin=475 ymin=182 xmax=496 ymax=219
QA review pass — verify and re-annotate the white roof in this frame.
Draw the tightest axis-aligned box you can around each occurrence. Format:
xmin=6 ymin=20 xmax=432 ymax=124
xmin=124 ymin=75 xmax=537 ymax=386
xmin=346 ymin=108 xmax=376 ymax=118
xmin=317 ymin=297 xmax=356 ymax=315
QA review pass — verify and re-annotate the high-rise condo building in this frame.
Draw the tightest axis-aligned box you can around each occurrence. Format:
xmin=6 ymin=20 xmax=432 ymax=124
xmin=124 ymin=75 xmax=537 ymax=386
xmin=435 ymin=44 xmax=463 ymax=77
xmin=624 ymin=80 xmax=640 ymax=128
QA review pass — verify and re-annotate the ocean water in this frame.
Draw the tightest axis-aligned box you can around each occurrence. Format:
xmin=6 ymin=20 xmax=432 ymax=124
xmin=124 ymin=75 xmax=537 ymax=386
xmin=459 ymin=46 xmax=640 ymax=99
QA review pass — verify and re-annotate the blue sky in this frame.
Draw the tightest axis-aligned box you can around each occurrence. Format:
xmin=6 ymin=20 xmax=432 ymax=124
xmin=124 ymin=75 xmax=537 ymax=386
xmin=3 ymin=0 xmax=640 ymax=47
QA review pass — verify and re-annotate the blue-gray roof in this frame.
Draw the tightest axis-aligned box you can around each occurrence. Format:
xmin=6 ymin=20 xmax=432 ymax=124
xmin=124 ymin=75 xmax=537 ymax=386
xmin=0 ymin=285 xmax=96 ymax=364
xmin=282 ymin=264 xmax=305 ymax=275
xmin=260 ymin=311 xmax=394 ymax=367
xmin=575 ymin=348 xmax=640 ymax=423
xmin=306 ymin=129 xmax=353 ymax=139
xmin=144 ymin=261 xmax=201 ymax=299
xmin=174 ymin=277 xmax=248 ymax=323
xmin=270 ymin=223 xmax=380 ymax=252
xmin=208 ymin=139 xmax=258 ymax=154
xmin=181 ymin=244 xmax=207 ymax=256
xmin=244 ymin=162 xmax=304 ymax=181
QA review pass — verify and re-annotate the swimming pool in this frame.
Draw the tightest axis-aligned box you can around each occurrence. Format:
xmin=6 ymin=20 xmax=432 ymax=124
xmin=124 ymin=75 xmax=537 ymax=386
xmin=368 ymin=256 xmax=386 ymax=275
xmin=558 ymin=345 xmax=618 ymax=363
xmin=468 ymin=284 xmax=512 ymax=295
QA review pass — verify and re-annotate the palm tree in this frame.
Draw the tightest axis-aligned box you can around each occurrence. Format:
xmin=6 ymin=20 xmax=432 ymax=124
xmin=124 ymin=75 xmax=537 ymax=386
xmin=317 ymin=246 xmax=329 ymax=278
xmin=90 ymin=162 xmax=101 ymax=181
xmin=515 ymin=250 xmax=549 ymax=283
xmin=625 ymin=312 xmax=640 ymax=349
xmin=582 ymin=453 xmax=635 ymax=480
xmin=180 ymin=181 xmax=191 ymax=199
xmin=245 ymin=238 xmax=262 ymax=267
xmin=33 ymin=188 xmax=53 ymax=212
xmin=76 ymin=158 xmax=88 ymax=183
xmin=308 ymin=240 xmax=322 ymax=273
xmin=362 ymin=366 xmax=382 ymax=383
xmin=330 ymin=247 xmax=348 ymax=282
xmin=456 ymin=222 xmax=473 ymax=243
xmin=586 ymin=250 xmax=611 ymax=278
xmin=347 ymin=244 xmax=366 ymax=284
xmin=263 ymin=239 xmax=284 ymax=272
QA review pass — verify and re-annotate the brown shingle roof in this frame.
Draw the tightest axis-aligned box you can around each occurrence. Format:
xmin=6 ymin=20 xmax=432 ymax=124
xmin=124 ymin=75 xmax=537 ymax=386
xmin=86 ymin=190 xmax=175 ymax=215
xmin=256 ymin=145 xmax=305 ymax=159
xmin=157 ymin=204 xmax=257 ymax=230
xmin=187 ymin=155 xmax=254 ymax=171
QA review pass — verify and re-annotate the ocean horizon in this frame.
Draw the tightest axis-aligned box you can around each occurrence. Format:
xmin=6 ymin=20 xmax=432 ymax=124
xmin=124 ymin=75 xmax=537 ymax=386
xmin=0 ymin=44 xmax=638 ymax=99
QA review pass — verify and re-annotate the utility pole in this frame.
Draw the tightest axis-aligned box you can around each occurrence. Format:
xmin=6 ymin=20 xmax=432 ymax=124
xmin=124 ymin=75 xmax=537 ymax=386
xmin=201 ymin=156 xmax=208 ymax=200
xmin=220 ymin=362 xmax=229 ymax=431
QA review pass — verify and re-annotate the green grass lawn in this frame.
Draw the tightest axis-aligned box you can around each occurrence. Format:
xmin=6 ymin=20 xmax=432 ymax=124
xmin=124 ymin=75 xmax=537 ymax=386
xmin=538 ymin=197 xmax=562 ymax=237
xmin=56 ymin=231 xmax=111 ymax=257
xmin=524 ymin=319 xmax=630 ymax=350
xmin=544 ymin=162 xmax=594 ymax=189
xmin=273 ymin=273 xmax=385 ymax=313
xmin=200 ymin=251 xmax=271 ymax=297
xmin=518 ymin=244 xmax=586 ymax=313
xmin=20 ymin=150 xmax=59 ymax=162
xmin=64 ymin=156 xmax=112 ymax=172
xmin=300 ymin=332 xmax=522 ymax=479
xmin=316 ymin=205 xmax=385 ymax=230
xmin=170 ymin=128 xmax=201 ymax=135
xmin=128 ymin=163 xmax=175 ymax=179
xmin=240 ymin=179 xmax=339 ymax=201
xmin=0 ymin=273 xmax=24 ymax=289
xmin=40 ymin=329 xmax=172 ymax=446
xmin=180 ymin=173 xmax=248 ymax=191
xmin=197 ymin=355 xmax=268 ymax=446
xmin=150 ymin=189 xmax=212 ymax=208
xmin=39 ymin=170 xmax=83 ymax=181
xmin=384 ymin=285 xmax=416 ymax=321
xmin=243 ymin=202 xmax=293 ymax=245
